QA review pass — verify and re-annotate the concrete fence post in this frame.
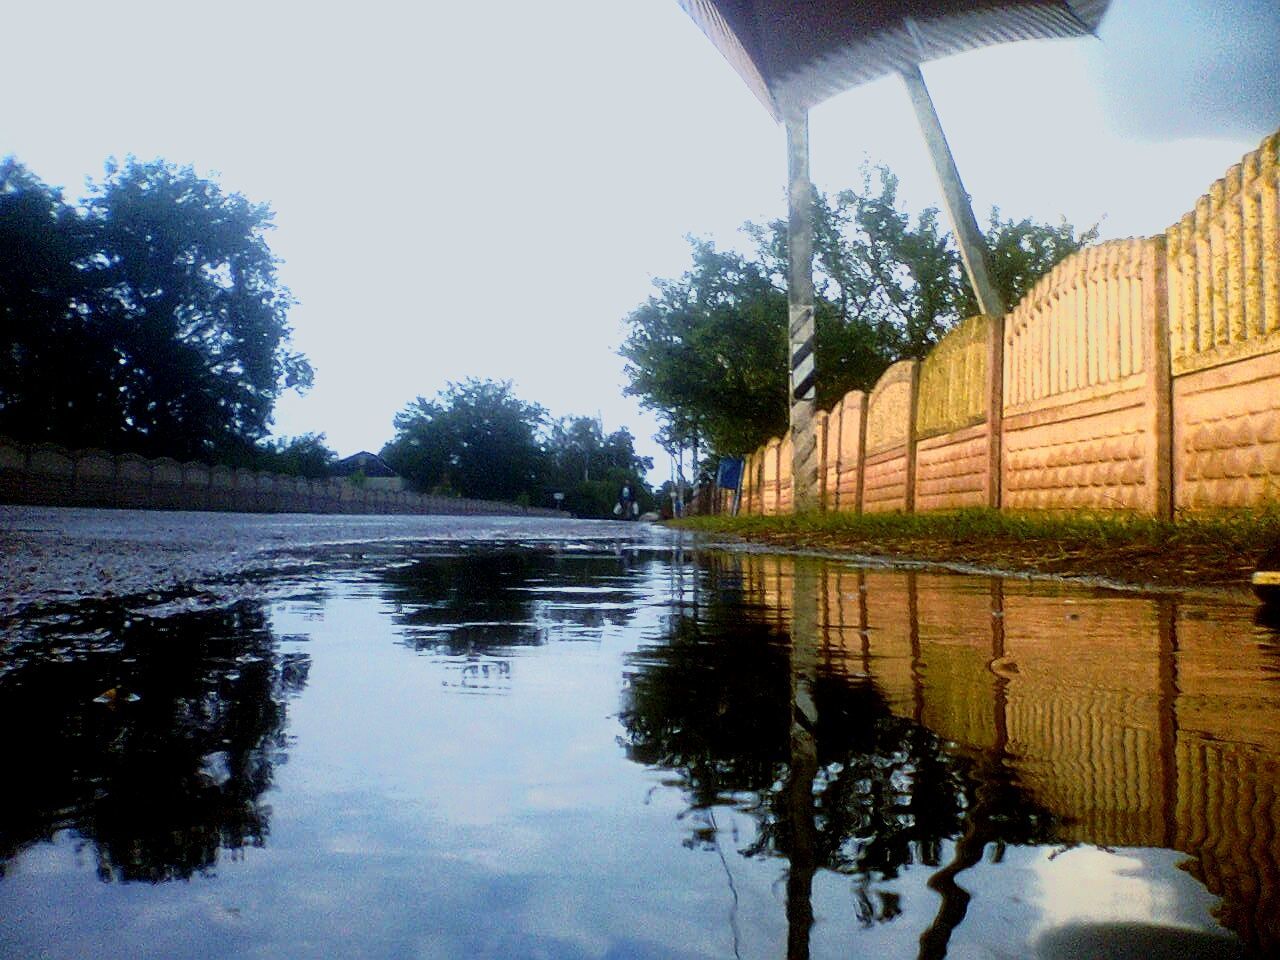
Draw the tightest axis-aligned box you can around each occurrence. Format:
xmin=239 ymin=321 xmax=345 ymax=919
xmin=1144 ymin=236 xmax=1174 ymax=519
xmin=987 ymin=314 xmax=1005 ymax=510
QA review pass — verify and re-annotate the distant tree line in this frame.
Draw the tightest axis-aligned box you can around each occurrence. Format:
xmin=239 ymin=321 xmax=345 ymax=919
xmin=0 ymin=156 xmax=315 ymax=469
xmin=620 ymin=165 xmax=1099 ymax=461
xmin=381 ymin=378 xmax=655 ymax=517
xmin=2 ymin=158 xmax=655 ymax=503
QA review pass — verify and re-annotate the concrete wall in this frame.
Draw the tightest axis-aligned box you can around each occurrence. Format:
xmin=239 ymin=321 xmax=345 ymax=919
xmin=730 ymin=127 xmax=1280 ymax=517
xmin=0 ymin=440 xmax=562 ymax=517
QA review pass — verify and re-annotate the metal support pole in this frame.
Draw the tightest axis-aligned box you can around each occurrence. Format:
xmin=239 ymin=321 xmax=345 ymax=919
xmin=786 ymin=113 xmax=820 ymax=513
xmin=899 ymin=62 xmax=1006 ymax=318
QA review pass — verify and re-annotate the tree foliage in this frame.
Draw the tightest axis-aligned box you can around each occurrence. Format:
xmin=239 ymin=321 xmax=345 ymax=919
xmin=250 ymin=433 xmax=338 ymax=479
xmin=622 ymin=165 xmax=1097 ymax=457
xmin=381 ymin=379 xmax=548 ymax=502
xmin=620 ymin=240 xmax=789 ymax=457
xmin=381 ymin=380 xmax=654 ymax=514
xmin=542 ymin=416 xmax=654 ymax=517
xmin=0 ymin=156 xmax=311 ymax=460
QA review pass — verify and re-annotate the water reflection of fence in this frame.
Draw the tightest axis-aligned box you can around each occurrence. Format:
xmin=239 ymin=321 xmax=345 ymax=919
xmin=732 ymin=130 xmax=1280 ymax=516
xmin=734 ymin=553 xmax=1280 ymax=953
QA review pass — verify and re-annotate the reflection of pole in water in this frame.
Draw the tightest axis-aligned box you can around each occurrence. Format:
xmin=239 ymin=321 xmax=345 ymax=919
xmin=787 ymin=560 xmax=821 ymax=960
xmin=916 ymin=577 xmax=1011 ymax=960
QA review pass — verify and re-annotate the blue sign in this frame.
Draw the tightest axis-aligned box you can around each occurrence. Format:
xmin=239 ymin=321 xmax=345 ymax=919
xmin=716 ymin=457 xmax=744 ymax=491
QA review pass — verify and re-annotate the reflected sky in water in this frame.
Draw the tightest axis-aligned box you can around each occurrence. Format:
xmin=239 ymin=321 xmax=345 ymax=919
xmin=1 ymin=537 xmax=1276 ymax=959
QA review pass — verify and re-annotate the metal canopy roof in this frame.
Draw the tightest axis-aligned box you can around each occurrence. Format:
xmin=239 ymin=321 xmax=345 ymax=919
xmin=678 ymin=0 xmax=1110 ymax=119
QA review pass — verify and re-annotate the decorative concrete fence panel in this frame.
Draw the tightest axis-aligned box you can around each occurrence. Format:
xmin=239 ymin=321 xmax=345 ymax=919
xmin=298 ymin=476 xmax=319 ymax=512
xmin=283 ymin=478 xmax=304 ymax=513
xmin=72 ymin=449 xmax=116 ymax=506
xmin=0 ymin=440 xmax=28 ymax=504
xmin=861 ymin=360 xmax=919 ymax=513
xmin=300 ymin=478 xmax=316 ymax=513
xmin=20 ymin=444 xmax=74 ymax=504
xmin=1002 ymin=239 xmax=1171 ymax=513
xmin=762 ymin=438 xmax=781 ymax=515
xmin=307 ymin=478 xmax=333 ymax=513
xmin=114 ymin=454 xmax=152 ymax=509
xmin=914 ymin=315 xmax=998 ymax=511
xmin=0 ymin=438 xmax=24 ymax=472
xmin=254 ymin=472 xmax=278 ymax=512
xmin=231 ymin=469 xmax=258 ymax=512
xmin=266 ymin=474 xmax=291 ymax=512
xmin=209 ymin=465 xmax=236 ymax=511
xmin=778 ymin=433 xmax=794 ymax=514
xmin=181 ymin=462 xmax=212 ymax=511
xmin=1168 ymin=133 xmax=1280 ymax=508
xmin=150 ymin=458 xmax=186 ymax=510
xmin=28 ymin=444 xmax=74 ymax=477
xmin=833 ymin=390 xmax=866 ymax=512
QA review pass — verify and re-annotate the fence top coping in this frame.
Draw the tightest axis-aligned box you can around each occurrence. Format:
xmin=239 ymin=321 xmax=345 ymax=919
xmin=1007 ymin=237 xmax=1156 ymax=331
xmin=30 ymin=442 xmax=75 ymax=458
xmin=840 ymin=389 xmax=866 ymax=405
xmin=869 ymin=358 xmax=918 ymax=398
xmin=919 ymin=314 xmax=992 ymax=380
xmin=1166 ymin=130 xmax=1277 ymax=242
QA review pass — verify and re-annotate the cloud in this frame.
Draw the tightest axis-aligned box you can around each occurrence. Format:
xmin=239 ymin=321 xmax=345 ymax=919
xmin=1093 ymin=0 xmax=1280 ymax=140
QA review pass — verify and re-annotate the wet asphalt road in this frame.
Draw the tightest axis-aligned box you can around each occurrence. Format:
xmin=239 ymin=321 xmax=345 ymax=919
xmin=0 ymin=506 xmax=671 ymax=620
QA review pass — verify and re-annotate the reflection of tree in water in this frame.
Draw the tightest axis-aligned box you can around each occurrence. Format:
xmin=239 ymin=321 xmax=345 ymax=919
xmin=0 ymin=601 xmax=307 ymax=883
xmin=379 ymin=547 xmax=641 ymax=652
xmin=618 ymin=572 xmax=1053 ymax=935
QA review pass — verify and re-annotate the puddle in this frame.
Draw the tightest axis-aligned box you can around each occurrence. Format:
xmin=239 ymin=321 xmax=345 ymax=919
xmin=0 ymin=537 xmax=1275 ymax=958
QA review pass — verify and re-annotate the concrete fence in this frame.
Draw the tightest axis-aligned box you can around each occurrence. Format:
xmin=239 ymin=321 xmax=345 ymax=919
xmin=734 ymin=129 xmax=1280 ymax=516
xmin=0 ymin=440 xmax=563 ymax=517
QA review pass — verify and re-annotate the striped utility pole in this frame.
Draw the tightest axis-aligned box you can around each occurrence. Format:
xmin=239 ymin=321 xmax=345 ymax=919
xmin=786 ymin=114 xmax=820 ymax=512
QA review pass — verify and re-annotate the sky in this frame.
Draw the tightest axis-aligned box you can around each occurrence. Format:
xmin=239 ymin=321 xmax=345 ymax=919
xmin=3 ymin=1 xmax=1278 ymax=479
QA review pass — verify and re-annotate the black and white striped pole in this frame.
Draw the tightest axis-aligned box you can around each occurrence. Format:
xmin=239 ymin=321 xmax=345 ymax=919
xmin=786 ymin=113 xmax=820 ymax=512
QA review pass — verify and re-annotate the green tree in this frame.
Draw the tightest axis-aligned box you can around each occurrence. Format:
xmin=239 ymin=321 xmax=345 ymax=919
xmin=624 ymin=166 xmax=1097 ymax=457
xmin=542 ymin=416 xmax=654 ymax=517
xmin=974 ymin=207 xmax=1100 ymax=316
xmin=620 ymin=240 xmax=789 ymax=457
xmin=0 ymin=156 xmax=311 ymax=460
xmin=381 ymin=379 xmax=547 ymax=501
xmin=89 ymin=158 xmax=312 ymax=459
xmin=256 ymin=433 xmax=338 ymax=478
xmin=0 ymin=160 xmax=121 ymax=448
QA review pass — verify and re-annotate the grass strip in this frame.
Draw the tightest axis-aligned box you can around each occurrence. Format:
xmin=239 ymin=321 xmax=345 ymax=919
xmin=670 ymin=507 xmax=1280 ymax=589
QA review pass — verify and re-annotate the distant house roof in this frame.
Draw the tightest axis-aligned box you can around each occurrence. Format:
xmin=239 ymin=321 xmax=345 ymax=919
xmin=332 ymin=451 xmax=398 ymax=478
